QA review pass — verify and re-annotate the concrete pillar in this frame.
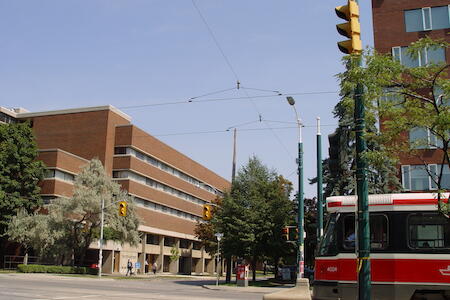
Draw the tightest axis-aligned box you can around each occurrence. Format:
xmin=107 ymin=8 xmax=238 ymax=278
xmin=169 ymin=238 xmax=180 ymax=274
xmin=139 ymin=233 xmax=147 ymax=274
xmin=200 ymin=245 xmax=205 ymax=274
xmin=158 ymin=236 xmax=164 ymax=273
xmin=187 ymin=241 xmax=193 ymax=275
xmin=103 ymin=250 xmax=113 ymax=274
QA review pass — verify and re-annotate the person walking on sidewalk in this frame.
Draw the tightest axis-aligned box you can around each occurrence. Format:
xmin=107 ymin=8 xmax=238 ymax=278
xmin=152 ymin=262 xmax=157 ymax=275
xmin=126 ymin=259 xmax=133 ymax=276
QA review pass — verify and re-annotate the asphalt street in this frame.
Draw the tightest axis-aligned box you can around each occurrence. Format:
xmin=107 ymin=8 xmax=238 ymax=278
xmin=0 ymin=273 xmax=279 ymax=300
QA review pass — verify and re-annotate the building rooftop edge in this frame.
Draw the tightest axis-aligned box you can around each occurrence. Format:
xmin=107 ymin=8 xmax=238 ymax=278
xmin=38 ymin=148 xmax=90 ymax=162
xmin=16 ymin=105 xmax=131 ymax=121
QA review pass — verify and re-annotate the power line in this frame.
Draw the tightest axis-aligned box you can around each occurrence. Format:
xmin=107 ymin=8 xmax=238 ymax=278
xmin=118 ymin=90 xmax=338 ymax=110
xmin=191 ymin=0 xmax=240 ymax=81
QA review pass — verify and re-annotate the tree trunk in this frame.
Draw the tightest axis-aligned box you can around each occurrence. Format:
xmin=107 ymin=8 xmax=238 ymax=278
xmin=251 ymin=257 xmax=256 ymax=282
xmin=225 ymin=255 xmax=232 ymax=283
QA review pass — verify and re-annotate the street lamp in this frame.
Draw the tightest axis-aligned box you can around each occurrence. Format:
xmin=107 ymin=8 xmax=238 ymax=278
xmin=98 ymin=195 xmax=105 ymax=278
xmin=286 ymin=96 xmax=305 ymax=281
xmin=215 ymin=233 xmax=223 ymax=286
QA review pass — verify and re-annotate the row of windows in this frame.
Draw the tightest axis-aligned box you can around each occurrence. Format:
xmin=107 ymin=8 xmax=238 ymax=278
xmin=113 ymin=170 xmax=208 ymax=206
xmin=146 ymin=234 xmax=202 ymax=249
xmin=381 ymin=87 xmax=448 ymax=106
xmin=342 ymin=214 xmax=449 ymax=251
xmin=133 ymin=196 xmax=201 ymax=222
xmin=392 ymin=46 xmax=446 ymax=67
xmin=115 ymin=147 xmax=223 ymax=197
xmin=318 ymin=213 xmax=450 ymax=256
xmin=401 ymin=164 xmax=450 ymax=191
xmin=0 ymin=112 xmax=17 ymax=124
xmin=44 ymin=169 xmax=75 ymax=183
xmin=405 ymin=5 xmax=450 ymax=32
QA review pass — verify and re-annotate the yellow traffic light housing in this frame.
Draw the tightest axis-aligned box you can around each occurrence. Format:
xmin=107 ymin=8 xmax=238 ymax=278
xmin=119 ymin=201 xmax=127 ymax=217
xmin=335 ymin=0 xmax=362 ymax=54
xmin=202 ymin=204 xmax=212 ymax=221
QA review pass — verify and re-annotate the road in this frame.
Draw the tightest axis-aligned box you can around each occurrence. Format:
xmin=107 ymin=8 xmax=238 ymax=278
xmin=0 ymin=273 xmax=278 ymax=300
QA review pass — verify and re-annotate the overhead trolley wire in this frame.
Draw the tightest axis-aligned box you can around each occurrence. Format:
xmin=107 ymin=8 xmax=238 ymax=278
xmin=117 ymin=90 xmax=338 ymax=110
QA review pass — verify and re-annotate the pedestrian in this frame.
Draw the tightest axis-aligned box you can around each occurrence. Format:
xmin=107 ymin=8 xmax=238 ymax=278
xmin=126 ymin=259 xmax=133 ymax=276
xmin=145 ymin=259 xmax=149 ymax=273
xmin=152 ymin=262 xmax=157 ymax=275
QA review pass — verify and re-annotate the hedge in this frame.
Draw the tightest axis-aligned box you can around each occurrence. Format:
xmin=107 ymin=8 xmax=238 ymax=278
xmin=17 ymin=264 xmax=97 ymax=275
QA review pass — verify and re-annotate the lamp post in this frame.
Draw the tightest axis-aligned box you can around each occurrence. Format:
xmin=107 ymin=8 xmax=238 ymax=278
xmin=317 ymin=117 xmax=324 ymax=242
xmin=215 ymin=233 xmax=223 ymax=286
xmin=286 ymin=96 xmax=304 ymax=281
xmin=98 ymin=195 xmax=105 ymax=278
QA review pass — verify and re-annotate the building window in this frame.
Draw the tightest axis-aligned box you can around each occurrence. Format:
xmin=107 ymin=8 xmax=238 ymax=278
xmin=179 ymin=239 xmax=190 ymax=249
xmin=409 ymin=127 xmax=442 ymax=149
xmin=401 ymin=164 xmax=444 ymax=191
xmin=146 ymin=234 xmax=160 ymax=245
xmin=193 ymin=242 xmax=202 ymax=250
xmin=405 ymin=5 xmax=450 ymax=32
xmin=408 ymin=213 xmax=450 ymax=249
xmin=392 ymin=46 xmax=446 ymax=67
xmin=44 ymin=169 xmax=75 ymax=182
xmin=114 ymin=147 xmax=127 ymax=155
xmin=164 ymin=237 xmax=176 ymax=247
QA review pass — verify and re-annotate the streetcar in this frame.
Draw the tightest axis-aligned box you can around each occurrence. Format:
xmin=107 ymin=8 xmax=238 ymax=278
xmin=313 ymin=193 xmax=450 ymax=300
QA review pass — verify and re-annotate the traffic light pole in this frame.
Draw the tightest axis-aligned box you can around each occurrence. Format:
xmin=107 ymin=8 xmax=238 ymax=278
xmin=316 ymin=117 xmax=323 ymax=242
xmin=297 ymin=138 xmax=304 ymax=280
xmin=355 ymin=66 xmax=371 ymax=300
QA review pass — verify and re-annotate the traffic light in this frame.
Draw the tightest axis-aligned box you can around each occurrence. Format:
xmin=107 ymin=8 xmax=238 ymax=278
xmin=289 ymin=228 xmax=299 ymax=241
xmin=119 ymin=201 xmax=127 ymax=217
xmin=282 ymin=227 xmax=289 ymax=241
xmin=202 ymin=204 xmax=212 ymax=221
xmin=335 ymin=0 xmax=362 ymax=54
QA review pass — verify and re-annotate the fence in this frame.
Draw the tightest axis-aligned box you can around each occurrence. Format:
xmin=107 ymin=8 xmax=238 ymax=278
xmin=3 ymin=255 xmax=40 ymax=270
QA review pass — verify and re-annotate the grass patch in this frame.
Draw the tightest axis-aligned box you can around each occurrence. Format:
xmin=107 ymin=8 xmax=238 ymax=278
xmin=220 ymin=278 xmax=288 ymax=288
xmin=0 ymin=269 xmax=16 ymax=273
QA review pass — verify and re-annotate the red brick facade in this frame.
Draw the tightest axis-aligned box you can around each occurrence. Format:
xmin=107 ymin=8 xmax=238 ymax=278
xmin=372 ymin=0 xmax=450 ymax=191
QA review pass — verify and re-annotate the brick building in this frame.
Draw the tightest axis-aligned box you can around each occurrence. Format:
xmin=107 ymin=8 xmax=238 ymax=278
xmin=372 ymin=0 xmax=450 ymax=192
xmin=1 ymin=105 xmax=230 ymax=274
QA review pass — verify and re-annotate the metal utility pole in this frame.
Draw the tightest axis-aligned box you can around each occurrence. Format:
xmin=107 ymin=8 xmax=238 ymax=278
xmin=316 ymin=117 xmax=324 ymax=242
xmin=355 ymin=73 xmax=371 ymax=300
xmin=232 ymin=128 xmax=237 ymax=181
xmin=286 ymin=96 xmax=304 ymax=281
xmin=335 ymin=0 xmax=371 ymax=297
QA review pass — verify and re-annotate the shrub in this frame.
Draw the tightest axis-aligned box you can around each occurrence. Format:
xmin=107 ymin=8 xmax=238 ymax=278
xmin=17 ymin=264 xmax=97 ymax=275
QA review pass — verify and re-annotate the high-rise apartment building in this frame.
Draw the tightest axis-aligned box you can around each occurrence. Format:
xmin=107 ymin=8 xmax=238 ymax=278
xmin=2 ymin=105 xmax=230 ymax=274
xmin=372 ymin=0 xmax=450 ymax=192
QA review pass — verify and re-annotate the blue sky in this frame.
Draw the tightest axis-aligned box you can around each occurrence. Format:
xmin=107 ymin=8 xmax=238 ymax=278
xmin=0 ymin=0 xmax=374 ymax=198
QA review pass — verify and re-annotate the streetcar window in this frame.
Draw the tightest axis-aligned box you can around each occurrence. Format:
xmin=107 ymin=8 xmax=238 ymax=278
xmin=342 ymin=214 xmax=388 ymax=250
xmin=318 ymin=213 xmax=338 ymax=256
xmin=408 ymin=213 xmax=450 ymax=249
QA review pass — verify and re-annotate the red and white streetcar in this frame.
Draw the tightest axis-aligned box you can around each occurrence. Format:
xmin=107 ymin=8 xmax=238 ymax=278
xmin=313 ymin=193 xmax=450 ymax=300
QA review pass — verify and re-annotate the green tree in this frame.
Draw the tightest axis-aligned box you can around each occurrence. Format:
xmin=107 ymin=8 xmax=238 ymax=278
xmin=339 ymin=37 xmax=449 ymax=215
xmin=0 ymin=122 xmax=45 ymax=265
xmin=7 ymin=159 xmax=140 ymax=265
xmin=198 ymin=156 xmax=293 ymax=281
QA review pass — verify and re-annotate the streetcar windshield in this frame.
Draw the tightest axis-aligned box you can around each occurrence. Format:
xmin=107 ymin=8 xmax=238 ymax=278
xmin=318 ymin=213 xmax=339 ymax=256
